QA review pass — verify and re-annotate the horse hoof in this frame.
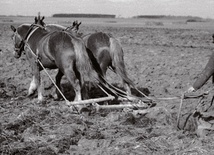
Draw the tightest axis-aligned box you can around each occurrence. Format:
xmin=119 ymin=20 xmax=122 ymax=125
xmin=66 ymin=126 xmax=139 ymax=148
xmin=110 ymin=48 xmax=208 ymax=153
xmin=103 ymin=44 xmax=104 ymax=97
xmin=79 ymin=106 xmax=92 ymax=113
xmin=71 ymin=105 xmax=92 ymax=114
xmin=52 ymin=93 xmax=63 ymax=101
xmin=37 ymin=99 xmax=46 ymax=104
xmin=69 ymin=105 xmax=83 ymax=113
xmin=53 ymin=96 xmax=63 ymax=101
xmin=27 ymin=90 xmax=36 ymax=97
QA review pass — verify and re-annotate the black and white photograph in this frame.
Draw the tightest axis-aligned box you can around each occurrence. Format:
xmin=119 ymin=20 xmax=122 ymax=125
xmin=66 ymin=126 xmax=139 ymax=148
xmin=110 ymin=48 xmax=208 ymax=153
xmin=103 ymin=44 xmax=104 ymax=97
xmin=1 ymin=0 xmax=214 ymax=154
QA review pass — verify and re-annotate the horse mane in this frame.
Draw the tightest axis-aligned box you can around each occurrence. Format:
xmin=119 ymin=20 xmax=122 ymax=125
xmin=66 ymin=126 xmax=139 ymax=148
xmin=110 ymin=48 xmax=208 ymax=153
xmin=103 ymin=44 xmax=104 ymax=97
xmin=17 ymin=24 xmax=30 ymax=33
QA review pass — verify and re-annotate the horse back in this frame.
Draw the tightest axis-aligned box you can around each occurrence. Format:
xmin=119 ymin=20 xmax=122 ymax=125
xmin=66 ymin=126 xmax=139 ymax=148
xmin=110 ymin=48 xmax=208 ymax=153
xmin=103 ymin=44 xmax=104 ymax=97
xmin=85 ymin=32 xmax=110 ymax=50
xmin=41 ymin=31 xmax=76 ymax=69
xmin=46 ymin=31 xmax=92 ymax=78
xmin=84 ymin=32 xmax=111 ymax=62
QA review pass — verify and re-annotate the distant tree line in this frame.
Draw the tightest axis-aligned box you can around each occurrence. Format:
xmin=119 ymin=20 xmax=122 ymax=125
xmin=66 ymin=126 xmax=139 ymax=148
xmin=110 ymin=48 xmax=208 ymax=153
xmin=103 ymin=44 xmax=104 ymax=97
xmin=52 ymin=13 xmax=115 ymax=18
xmin=133 ymin=15 xmax=204 ymax=20
xmin=133 ymin=15 xmax=166 ymax=19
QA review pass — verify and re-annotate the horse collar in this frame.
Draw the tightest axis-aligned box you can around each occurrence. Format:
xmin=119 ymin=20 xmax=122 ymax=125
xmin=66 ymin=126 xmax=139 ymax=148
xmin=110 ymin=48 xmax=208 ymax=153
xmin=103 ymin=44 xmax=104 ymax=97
xmin=24 ymin=26 xmax=40 ymax=43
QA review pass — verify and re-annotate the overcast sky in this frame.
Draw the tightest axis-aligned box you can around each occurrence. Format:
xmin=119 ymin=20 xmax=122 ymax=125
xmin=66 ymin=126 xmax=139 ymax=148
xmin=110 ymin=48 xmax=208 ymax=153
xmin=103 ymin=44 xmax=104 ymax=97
xmin=0 ymin=0 xmax=214 ymax=18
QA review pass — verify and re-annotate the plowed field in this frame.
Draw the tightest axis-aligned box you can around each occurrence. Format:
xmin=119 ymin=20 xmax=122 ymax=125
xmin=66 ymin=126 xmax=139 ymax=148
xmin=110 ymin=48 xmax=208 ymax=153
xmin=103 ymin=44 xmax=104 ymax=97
xmin=1 ymin=17 xmax=214 ymax=154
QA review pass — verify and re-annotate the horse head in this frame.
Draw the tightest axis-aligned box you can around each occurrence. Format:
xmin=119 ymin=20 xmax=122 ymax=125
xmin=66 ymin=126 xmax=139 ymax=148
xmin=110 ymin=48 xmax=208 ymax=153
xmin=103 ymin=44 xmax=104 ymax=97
xmin=10 ymin=25 xmax=25 ymax=58
xmin=65 ymin=20 xmax=81 ymax=33
xmin=10 ymin=13 xmax=46 ymax=59
xmin=72 ymin=20 xmax=81 ymax=32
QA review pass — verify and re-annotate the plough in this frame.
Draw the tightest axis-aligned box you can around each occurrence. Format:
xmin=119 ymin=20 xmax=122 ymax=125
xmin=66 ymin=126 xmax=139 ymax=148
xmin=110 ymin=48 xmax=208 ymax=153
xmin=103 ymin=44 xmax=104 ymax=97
xmin=68 ymin=95 xmax=153 ymax=110
xmin=65 ymin=88 xmax=155 ymax=110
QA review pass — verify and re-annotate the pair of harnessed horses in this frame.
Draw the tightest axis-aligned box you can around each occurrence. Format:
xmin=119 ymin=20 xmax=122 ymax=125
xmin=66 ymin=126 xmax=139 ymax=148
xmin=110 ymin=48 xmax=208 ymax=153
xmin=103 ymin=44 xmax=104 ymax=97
xmin=10 ymin=15 xmax=134 ymax=109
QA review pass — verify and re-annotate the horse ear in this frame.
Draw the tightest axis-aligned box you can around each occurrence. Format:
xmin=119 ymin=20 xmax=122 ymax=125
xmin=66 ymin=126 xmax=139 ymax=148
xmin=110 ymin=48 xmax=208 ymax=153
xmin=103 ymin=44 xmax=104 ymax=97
xmin=11 ymin=25 xmax=16 ymax=32
xmin=78 ymin=22 xmax=81 ymax=26
xmin=41 ymin=16 xmax=45 ymax=20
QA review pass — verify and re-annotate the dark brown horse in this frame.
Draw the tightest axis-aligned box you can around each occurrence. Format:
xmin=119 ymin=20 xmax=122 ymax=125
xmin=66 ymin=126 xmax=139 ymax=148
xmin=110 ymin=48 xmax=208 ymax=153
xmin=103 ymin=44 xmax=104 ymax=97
xmin=71 ymin=22 xmax=134 ymax=95
xmin=10 ymin=16 xmax=96 ymax=107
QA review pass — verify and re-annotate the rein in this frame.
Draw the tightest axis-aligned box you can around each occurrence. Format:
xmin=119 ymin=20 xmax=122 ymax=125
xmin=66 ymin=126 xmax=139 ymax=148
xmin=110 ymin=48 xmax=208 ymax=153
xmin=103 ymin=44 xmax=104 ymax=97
xmin=25 ymin=26 xmax=40 ymax=43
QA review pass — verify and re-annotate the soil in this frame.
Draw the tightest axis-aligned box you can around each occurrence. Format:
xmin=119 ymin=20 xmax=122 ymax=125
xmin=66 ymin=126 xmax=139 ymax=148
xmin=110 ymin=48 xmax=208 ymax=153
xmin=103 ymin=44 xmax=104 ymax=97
xmin=1 ymin=19 xmax=214 ymax=154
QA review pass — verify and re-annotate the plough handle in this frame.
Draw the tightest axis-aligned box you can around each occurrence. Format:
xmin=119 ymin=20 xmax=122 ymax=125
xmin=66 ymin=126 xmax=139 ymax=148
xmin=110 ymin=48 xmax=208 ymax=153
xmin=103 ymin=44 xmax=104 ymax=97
xmin=66 ymin=96 xmax=115 ymax=106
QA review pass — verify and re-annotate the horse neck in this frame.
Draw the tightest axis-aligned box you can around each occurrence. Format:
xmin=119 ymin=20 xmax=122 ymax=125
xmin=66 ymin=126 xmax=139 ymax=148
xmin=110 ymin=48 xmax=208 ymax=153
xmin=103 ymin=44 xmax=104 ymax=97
xmin=27 ymin=28 xmax=49 ymax=45
xmin=17 ymin=24 xmax=31 ymax=40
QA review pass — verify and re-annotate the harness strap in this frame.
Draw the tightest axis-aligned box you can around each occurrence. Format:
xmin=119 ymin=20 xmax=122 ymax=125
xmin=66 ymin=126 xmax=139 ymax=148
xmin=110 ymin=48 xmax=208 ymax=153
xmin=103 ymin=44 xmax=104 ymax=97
xmin=24 ymin=27 xmax=40 ymax=43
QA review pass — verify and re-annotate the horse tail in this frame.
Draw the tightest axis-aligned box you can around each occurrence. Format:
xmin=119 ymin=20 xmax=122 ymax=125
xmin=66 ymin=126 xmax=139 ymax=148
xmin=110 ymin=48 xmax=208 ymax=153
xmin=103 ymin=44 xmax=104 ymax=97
xmin=109 ymin=37 xmax=134 ymax=87
xmin=73 ymin=37 xmax=105 ymax=86
xmin=72 ymin=38 xmax=93 ymax=84
xmin=85 ymin=47 xmax=106 ymax=83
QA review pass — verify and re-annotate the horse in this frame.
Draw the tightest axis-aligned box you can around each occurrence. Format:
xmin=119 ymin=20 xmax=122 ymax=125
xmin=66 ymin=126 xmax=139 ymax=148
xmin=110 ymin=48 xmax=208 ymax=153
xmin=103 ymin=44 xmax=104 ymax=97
xmin=10 ymin=15 xmax=97 ymax=109
xmin=68 ymin=21 xmax=134 ymax=95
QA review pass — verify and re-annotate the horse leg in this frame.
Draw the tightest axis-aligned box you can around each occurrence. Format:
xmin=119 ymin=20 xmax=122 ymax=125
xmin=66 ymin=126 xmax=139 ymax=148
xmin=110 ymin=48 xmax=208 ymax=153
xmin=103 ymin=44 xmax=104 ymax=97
xmin=82 ymin=82 xmax=89 ymax=100
xmin=74 ymin=82 xmax=82 ymax=101
xmin=32 ymin=64 xmax=43 ymax=103
xmin=26 ymin=52 xmax=38 ymax=96
xmin=64 ymin=69 xmax=82 ymax=101
xmin=73 ymin=61 xmax=90 ymax=101
xmin=73 ymin=77 xmax=82 ymax=102
xmin=26 ymin=51 xmax=44 ymax=101
xmin=27 ymin=75 xmax=37 ymax=96
xmin=64 ymin=65 xmax=84 ymax=112
xmin=37 ymin=76 xmax=44 ymax=102
xmin=53 ymin=70 xmax=63 ymax=100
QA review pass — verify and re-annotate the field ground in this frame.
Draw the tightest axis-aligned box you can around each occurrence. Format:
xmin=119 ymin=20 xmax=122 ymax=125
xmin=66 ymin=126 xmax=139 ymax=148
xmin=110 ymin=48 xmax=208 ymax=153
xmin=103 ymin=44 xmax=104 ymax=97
xmin=1 ymin=16 xmax=214 ymax=154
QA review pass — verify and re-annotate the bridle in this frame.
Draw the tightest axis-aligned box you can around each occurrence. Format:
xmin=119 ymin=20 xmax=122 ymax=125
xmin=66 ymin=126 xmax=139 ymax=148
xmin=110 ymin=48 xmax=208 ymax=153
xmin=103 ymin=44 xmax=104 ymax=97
xmin=64 ymin=25 xmax=78 ymax=33
xmin=64 ymin=21 xmax=81 ymax=33
xmin=13 ymin=23 xmax=45 ymax=58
